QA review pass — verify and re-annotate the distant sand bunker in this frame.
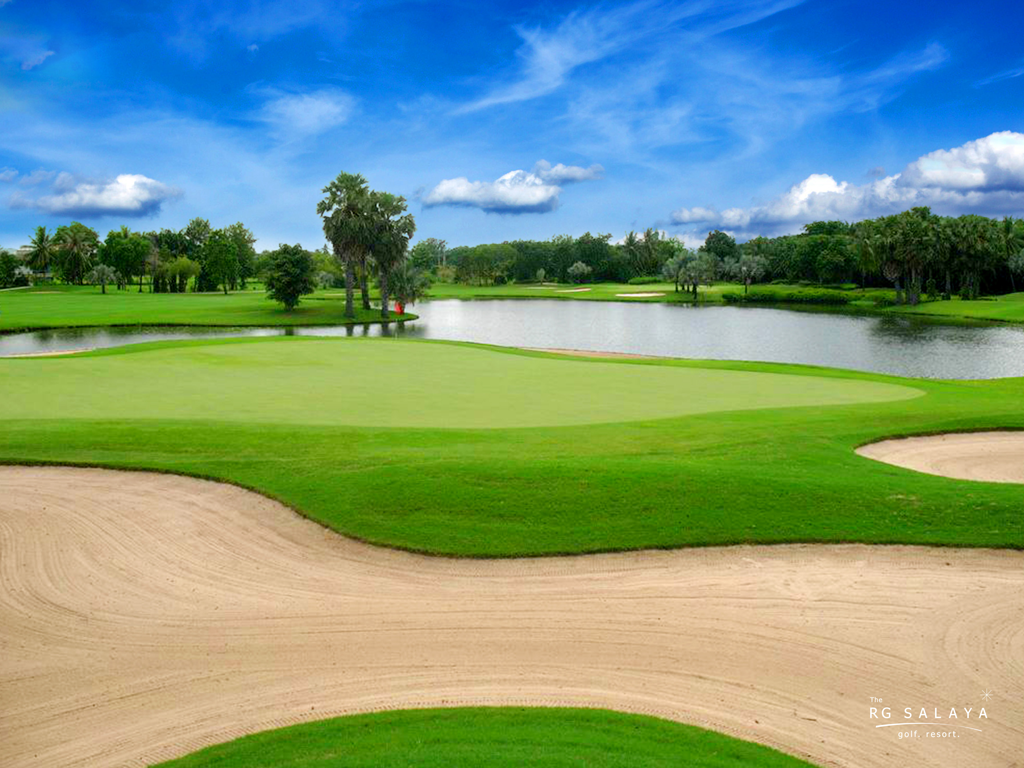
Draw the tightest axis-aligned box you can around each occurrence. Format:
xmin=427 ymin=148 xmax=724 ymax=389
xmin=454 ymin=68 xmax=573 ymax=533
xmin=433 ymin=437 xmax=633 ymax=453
xmin=616 ymin=292 xmax=665 ymax=297
xmin=857 ymin=431 xmax=1024 ymax=483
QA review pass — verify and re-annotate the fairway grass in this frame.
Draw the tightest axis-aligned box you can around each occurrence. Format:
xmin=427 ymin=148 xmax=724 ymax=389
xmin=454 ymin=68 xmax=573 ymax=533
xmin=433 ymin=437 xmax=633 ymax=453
xmin=151 ymin=708 xmax=816 ymax=768
xmin=0 ymin=337 xmax=920 ymax=429
xmin=0 ymin=284 xmax=412 ymax=333
xmin=1 ymin=337 xmax=1021 ymax=555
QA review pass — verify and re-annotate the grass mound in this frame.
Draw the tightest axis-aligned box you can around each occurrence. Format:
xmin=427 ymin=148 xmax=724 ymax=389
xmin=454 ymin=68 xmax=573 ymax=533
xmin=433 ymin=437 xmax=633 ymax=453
xmin=1 ymin=338 xmax=1021 ymax=555
xmin=152 ymin=707 xmax=816 ymax=768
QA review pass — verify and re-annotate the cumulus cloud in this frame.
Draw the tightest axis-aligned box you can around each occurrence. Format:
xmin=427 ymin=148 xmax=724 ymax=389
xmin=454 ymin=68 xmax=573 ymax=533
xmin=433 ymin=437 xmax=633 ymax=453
xmin=0 ymin=167 xmax=16 ymax=182
xmin=671 ymin=131 xmax=1024 ymax=237
xmin=258 ymin=87 xmax=354 ymax=137
xmin=9 ymin=173 xmax=182 ymax=217
xmin=422 ymin=160 xmax=603 ymax=214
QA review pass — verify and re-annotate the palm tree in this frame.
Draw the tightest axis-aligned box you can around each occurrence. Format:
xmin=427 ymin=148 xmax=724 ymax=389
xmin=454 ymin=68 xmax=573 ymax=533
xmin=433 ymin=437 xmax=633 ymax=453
xmin=27 ymin=226 xmax=55 ymax=277
xmin=55 ymin=222 xmax=98 ymax=284
xmin=318 ymin=172 xmax=371 ymax=319
xmin=365 ymin=190 xmax=416 ymax=319
xmin=998 ymin=217 xmax=1022 ymax=293
xmin=86 ymin=264 xmax=118 ymax=294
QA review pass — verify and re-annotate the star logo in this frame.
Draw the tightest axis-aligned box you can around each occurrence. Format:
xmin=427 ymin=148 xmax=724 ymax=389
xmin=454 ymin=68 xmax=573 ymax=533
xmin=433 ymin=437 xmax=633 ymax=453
xmin=981 ymin=690 xmax=994 ymax=701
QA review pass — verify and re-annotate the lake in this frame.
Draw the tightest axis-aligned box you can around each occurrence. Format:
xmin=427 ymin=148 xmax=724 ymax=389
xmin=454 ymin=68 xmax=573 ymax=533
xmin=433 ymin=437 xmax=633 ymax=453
xmin=3 ymin=299 xmax=1024 ymax=379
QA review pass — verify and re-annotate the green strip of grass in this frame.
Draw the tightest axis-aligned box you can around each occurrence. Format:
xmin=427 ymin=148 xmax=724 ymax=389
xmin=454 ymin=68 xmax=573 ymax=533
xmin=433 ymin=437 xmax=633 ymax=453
xmin=0 ymin=284 xmax=413 ymax=333
xmin=151 ymin=707 xmax=817 ymax=768
xmin=1 ymin=338 xmax=1021 ymax=556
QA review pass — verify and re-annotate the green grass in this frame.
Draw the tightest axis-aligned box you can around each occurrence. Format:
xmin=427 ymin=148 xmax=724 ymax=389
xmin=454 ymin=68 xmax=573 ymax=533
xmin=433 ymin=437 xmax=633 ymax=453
xmin=1 ymin=337 xmax=1021 ymax=556
xmin=0 ymin=338 xmax=919 ymax=429
xmin=151 ymin=707 xmax=816 ymax=768
xmin=7 ymin=282 xmax=1024 ymax=334
xmin=889 ymin=291 xmax=1024 ymax=323
xmin=0 ymin=284 xmax=413 ymax=333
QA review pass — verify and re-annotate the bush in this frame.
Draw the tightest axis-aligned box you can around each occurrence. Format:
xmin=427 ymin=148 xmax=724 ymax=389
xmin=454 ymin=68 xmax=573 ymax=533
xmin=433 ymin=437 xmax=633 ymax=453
xmin=627 ymin=276 xmax=662 ymax=285
xmin=566 ymin=261 xmax=593 ymax=284
xmin=435 ymin=265 xmax=456 ymax=283
xmin=722 ymin=288 xmax=852 ymax=306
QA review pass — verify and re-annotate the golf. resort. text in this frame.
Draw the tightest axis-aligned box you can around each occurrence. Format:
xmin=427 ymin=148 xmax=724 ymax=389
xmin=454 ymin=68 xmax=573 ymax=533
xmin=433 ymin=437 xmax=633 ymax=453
xmin=869 ymin=699 xmax=988 ymax=738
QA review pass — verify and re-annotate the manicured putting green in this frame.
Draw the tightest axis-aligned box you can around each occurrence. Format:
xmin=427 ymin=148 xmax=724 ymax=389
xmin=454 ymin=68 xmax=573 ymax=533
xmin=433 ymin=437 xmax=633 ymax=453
xmin=2 ymin=338 xmax=919 ymax=428
xmin=152 ymin=707 xmax=815 ymax=768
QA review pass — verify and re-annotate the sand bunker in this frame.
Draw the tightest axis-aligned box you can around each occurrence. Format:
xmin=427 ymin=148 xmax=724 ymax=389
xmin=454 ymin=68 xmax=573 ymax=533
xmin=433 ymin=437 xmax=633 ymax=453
xmin=1 ymin=466 xmax=1021 ymax=768
xmin=616 ymin=292 xmax=666 ymax=297
xmin=857 ymin=431 xmax=1024 ymax=483
xmin=522 ymin=347 xmax=663 ymax=360
xmin=555 ymin=287 xmax=591 ymax=293
xmin=1 ymin=348 xmax=94 ymax=358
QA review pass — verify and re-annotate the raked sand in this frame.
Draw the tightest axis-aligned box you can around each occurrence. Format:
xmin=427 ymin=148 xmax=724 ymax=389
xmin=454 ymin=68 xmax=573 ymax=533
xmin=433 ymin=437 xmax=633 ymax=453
xmin=857 ymin=431 xmax=1024 ymax=483
xmin=1 ymin=466 xmax=1022 ymax=768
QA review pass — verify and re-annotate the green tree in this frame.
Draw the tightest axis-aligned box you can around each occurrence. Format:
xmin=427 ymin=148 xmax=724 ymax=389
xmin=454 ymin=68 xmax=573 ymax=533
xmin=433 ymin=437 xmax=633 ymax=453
xmin=662 ymin=250 xmax=695 ymax=292
xmin=1009 ymin=251 xmax=1024 ymax=293
xmin=86 ymin=263 xmax=119 ymax=294
xmin=318 ymin=171 xmax=371 ymax=319
xmin=204 ymin=229 xmax=239 ymax=295
xmin=409 ymin=238 xmax=448 ymax=271
xmin=26 ymin=226 xmax=55 ymax=276
xmin=0 ymin=249 xmax=19 ymax=288
xmin=101 ymin=226 xmax=151 ymax=291
xmin=54 ymin=222 xmax=99 ymax=284
xmin=389 ymin=262 xmax=433 ymax=309
xmin=998 ymin=217 xmax=1023 ymax=293
xmin=226 ymin=222 xmax=257 ymax=288
xmin=699 ymin=230 xmax=738 ymax=268
xmin=264 ymin=244 xmax=317 ymax=310
xmin=365 ymin=189 xmax=416 ymax=319
xmin=567 ymin=260 xmax=593 ymax=283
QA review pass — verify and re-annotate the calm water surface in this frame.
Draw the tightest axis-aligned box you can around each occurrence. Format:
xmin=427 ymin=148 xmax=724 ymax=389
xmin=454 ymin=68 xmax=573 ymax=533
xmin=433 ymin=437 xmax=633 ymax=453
xmin=3 ymin=299 xmax=1024 ymax=380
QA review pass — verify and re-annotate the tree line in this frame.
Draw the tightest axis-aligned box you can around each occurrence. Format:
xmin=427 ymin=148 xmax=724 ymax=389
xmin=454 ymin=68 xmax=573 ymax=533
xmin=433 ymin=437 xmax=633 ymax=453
xmin=4 ymin=219 xmax=259 ymax=295
xmin=407 ymin=209 xmax=1024 ymax=305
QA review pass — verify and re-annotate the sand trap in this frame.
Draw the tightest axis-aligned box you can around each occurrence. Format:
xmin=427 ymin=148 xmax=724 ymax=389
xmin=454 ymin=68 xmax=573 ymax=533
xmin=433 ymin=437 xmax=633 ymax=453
xmin=857 ymin=431 xmax=1024 ymax=483
xmin=2 ymin=467 xmax=1020 ymax=768
xmin=1 ymin=350 xmax=94 ymax=360
xmin=556 ymin=287 xmax=591 ymax=293
xmin=616 ymin=291 xmax=666 ymax=297
xmin=522 ymin=347 xmax=664 ymax=360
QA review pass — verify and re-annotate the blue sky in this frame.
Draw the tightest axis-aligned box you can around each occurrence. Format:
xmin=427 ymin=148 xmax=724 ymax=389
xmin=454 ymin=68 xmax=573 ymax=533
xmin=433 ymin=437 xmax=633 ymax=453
xmin=1 ymin=0 xmax=1023 ymax=250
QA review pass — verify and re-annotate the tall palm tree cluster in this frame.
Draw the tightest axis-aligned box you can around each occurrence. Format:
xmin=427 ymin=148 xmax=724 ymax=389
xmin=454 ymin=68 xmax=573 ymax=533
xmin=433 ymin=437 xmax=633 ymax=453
xmin=848 ymin=209 xmax=1024 ymax=304
xmin=317 ymin=172 xmax=417 ymax=319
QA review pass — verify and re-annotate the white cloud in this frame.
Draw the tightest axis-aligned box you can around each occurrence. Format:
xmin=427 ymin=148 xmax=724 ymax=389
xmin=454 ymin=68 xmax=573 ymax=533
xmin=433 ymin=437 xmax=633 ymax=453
xmin=21 ymin=49 xmax=53 ymax=70
xmin=532 ymin=159 xmax=603 ymax=184
xmin=459 ymin=0 xmax=807 ymax=113
xmin=18 ymin=168 xmax=56 ymax=186
xmin=258 ymin=88 xmax=355 ymax=137
xmin=9 ymin=173 xmax=182 ymax=217
xmin=423 ymin=160 xmax=603 ymax=214
xmin=671 ymin=132 xmax=1024 ymax=237
xmin=0 ymin=167 xmax=16 ymax=182
xmin=247 ymin=43 xmax=259 ymax=54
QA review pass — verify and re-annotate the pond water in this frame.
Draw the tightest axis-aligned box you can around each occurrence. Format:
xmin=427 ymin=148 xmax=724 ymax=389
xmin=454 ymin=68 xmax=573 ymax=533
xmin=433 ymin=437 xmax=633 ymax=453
xmin=3 ymin=299 xmax=1024 ymax=380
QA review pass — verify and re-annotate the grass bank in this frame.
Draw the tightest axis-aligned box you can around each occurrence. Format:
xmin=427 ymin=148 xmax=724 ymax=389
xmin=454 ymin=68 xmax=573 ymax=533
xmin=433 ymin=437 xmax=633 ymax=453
xmin=1 ymin=337 xmax=1021 ymax=556
xmin=152 ymin=707 xmax=816 ymax=768
xmin=0 ymin=284 xmax=413 ymax=334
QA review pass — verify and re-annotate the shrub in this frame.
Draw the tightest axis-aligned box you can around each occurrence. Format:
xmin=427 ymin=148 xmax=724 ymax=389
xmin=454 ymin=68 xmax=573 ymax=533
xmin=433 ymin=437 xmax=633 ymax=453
xmin=627 ymin=276 xmax=662 ymax=285
xmin=567 ymin=261 xmax=593 ymax=284
xmin=722 ymin=289 xmax=852 ymax=305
